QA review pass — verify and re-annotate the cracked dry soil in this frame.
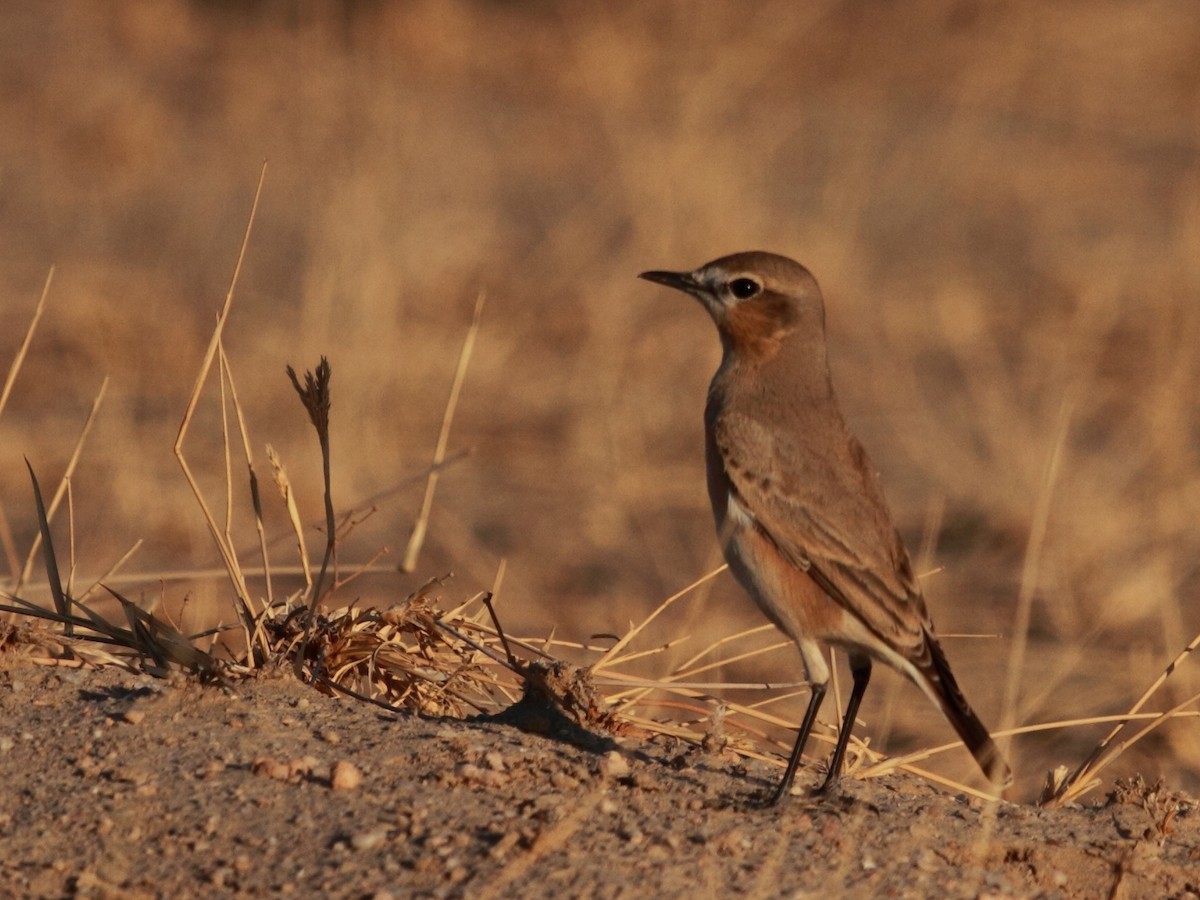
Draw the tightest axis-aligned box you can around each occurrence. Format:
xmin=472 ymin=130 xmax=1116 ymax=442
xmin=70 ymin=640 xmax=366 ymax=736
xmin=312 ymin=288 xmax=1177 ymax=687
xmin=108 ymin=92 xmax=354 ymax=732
xmin=1 ymin=659 xmax=1198 ymax=899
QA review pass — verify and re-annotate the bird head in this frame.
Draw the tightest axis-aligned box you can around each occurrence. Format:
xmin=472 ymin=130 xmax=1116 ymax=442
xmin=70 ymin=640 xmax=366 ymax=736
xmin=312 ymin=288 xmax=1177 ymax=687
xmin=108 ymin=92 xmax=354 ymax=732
xmin=639 ymin=251 xmax=824 ymax=357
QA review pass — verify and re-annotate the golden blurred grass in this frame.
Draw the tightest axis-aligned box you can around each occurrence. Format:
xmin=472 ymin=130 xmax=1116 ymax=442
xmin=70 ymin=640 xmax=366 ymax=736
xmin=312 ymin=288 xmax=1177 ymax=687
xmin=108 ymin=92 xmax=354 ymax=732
xmin=2 ymin=0 xmax=1199 ymax=796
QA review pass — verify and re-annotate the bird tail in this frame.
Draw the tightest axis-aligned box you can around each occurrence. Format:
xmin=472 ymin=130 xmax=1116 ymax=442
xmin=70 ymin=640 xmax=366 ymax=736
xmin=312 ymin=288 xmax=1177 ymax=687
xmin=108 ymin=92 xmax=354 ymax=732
xmin=922 ymin=635 xmax=1013 ymax=789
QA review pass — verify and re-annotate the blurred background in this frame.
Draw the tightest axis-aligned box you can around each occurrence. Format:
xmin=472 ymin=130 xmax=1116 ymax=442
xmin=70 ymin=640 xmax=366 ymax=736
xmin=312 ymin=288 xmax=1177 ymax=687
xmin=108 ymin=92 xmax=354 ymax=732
xmin=2 ymin=0 xmax=1198 ymax=798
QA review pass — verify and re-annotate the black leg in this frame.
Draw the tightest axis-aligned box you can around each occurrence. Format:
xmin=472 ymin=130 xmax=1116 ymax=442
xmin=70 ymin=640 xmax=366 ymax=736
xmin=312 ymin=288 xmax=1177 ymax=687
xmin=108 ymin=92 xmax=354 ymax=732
xmin=817 ymin=657 xmax=872 ymax=793
xmin=769 ymin=681 xmax=827 ymax=805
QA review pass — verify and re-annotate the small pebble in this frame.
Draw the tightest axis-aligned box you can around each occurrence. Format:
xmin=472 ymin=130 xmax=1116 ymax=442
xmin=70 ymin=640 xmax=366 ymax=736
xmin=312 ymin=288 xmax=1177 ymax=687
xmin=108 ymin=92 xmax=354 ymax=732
xmin=600 ymin=751 xmax=629 ymax=779
xmin=331 ymin=760 xmax=363 ymax=791
xmin=351 ymin=826 xmax=389 ymax=851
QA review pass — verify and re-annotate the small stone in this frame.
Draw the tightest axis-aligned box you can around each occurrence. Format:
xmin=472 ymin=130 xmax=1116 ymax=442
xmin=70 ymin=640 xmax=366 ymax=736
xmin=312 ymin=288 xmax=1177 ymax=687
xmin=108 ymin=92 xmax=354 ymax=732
xmin=331 ymin=760 xmax=363 ymax=791
xmin=252 ymin=756 xmax=314 ymax=782
xmin=122 ymin=710 xmax=145 ymax=725
xmin=600 ymin=751 xmax=630 ymax=779
xmin=351 ymin=827 xmax=389 ymax=851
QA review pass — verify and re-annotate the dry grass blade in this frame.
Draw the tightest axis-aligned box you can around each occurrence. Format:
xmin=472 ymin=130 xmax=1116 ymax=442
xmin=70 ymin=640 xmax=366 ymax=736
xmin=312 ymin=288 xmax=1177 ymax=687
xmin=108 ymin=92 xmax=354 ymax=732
xmin=593 ymin=674 xmax=805 ymax=691
xmin=592 ymin=564 xmax=728 ymax=672
xmin=604 ymin=636 xmax=795 ymax=712
xmin=0 ymin=502 xmax=19 ymax=585
xmin=78 ymin=540 xmax=144 ymax=602
xmin=244 ymin=450 xmax=470 ymax=563
xmin=670 ymin=622 xmax=778 ymax=675
xmin=1000 ymin=398 xmax=1072 ymax=743
xmin=23 ymin=460 xmax=70 ymax=633
xmin=267 ymin=445 xmax=312 ymax=590
xmin=1041 ymin=628 xmax=1200 ymax=808
xmin=220 ymin=342 xmax=275 ymax=607
xmin=0 ymin=267 xmax=52 ymax=424
xmin=16 ymin=378 xmax=108 ymax=592
xmin=173 ymin=162 xmax=266 ymax=613
xmin=104 ymin=585 xmax=218 ymax=675
xmin=0 ymin=271 xmax=54 ymax=594
xmin=0 ymin=580 xmax=220 ymax=677
xmin=402 ymin=291 xmax=485 ymax=573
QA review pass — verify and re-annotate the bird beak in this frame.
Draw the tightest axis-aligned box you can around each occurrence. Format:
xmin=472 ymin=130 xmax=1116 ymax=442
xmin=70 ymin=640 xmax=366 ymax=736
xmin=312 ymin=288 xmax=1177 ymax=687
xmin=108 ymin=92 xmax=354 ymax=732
xmin=638 ymin=269 xmax=701 ymax=294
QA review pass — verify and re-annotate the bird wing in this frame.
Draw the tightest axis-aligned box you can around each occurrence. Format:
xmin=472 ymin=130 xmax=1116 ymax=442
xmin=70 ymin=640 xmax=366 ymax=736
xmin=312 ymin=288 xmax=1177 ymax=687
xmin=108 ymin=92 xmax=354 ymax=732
xmin=714 ymin=410 xmax=930 ymax=655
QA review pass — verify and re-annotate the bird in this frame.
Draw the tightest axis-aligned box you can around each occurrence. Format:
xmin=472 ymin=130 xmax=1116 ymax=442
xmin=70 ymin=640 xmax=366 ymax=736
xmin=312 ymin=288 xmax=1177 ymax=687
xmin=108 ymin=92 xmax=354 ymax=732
xmin=639 ymin=251 xmax=1012 ymax=803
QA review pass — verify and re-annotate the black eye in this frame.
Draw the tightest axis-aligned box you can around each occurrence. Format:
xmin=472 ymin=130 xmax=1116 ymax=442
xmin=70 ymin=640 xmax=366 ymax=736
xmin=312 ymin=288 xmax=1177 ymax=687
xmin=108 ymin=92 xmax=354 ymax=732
xmin=728 ymin=278 xmax=761 ymax=300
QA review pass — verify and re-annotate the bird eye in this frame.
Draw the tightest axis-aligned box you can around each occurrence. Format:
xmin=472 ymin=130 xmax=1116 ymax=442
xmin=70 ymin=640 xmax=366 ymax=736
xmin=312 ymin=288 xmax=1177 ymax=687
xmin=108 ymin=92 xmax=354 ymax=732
xmin=728 ymin=278 xmax=761 ymax=300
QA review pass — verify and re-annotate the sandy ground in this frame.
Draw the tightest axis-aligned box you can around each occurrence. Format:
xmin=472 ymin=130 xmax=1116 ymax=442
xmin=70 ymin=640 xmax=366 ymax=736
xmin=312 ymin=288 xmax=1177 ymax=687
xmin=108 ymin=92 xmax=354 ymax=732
xmin=2 ymin=655 xmax=1197 ymax=899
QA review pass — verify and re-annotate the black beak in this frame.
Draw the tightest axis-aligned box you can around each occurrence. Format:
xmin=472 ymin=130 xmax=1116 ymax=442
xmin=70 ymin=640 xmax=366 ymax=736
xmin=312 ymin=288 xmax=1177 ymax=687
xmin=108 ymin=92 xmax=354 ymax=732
xmin=638 ymin=269 xmax=700 ymax=294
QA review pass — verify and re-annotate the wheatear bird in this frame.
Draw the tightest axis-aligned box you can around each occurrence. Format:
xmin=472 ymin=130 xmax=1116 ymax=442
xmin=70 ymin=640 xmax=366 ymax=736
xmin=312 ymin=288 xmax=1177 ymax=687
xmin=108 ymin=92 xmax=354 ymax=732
xmin=640 ymin=252 xmax=1012 ymax=802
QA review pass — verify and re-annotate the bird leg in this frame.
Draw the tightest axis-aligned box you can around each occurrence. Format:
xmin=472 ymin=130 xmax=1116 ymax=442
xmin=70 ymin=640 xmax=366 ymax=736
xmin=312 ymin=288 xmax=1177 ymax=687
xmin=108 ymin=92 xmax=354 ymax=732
xmin=817 ymin=657 xmax=872 ymax=793
xmin=769 ymin=681 xmax=826 ymax=805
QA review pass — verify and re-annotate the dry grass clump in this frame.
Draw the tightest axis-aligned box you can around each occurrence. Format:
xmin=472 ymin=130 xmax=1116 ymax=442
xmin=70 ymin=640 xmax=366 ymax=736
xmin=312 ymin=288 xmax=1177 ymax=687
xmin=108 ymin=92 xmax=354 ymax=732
xmin=260 ymin=586 xmax=520 ymax=718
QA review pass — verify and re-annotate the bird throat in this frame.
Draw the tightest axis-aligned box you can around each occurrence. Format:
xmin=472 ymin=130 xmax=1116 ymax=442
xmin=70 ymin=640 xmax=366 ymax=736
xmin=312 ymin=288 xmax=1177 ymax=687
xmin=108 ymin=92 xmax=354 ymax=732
xmin=719 ymin=295 xmax=799 ymax=361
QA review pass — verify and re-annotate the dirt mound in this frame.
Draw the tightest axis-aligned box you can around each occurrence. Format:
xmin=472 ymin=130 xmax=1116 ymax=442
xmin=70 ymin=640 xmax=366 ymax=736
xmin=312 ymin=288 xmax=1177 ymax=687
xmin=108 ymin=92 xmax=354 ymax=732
xmin=1 ymin=659 xmax=1196 ymax=898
